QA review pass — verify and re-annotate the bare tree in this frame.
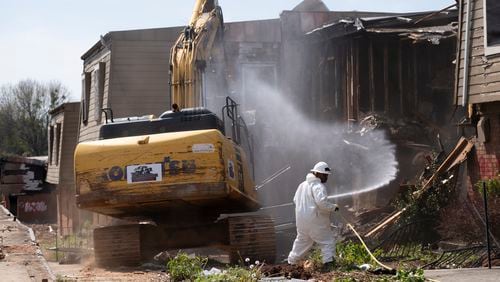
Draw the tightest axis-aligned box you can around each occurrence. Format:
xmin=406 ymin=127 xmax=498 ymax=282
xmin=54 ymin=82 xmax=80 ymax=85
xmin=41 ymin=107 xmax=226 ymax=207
xmin=0 ymin=79 xmax=69 ymax=156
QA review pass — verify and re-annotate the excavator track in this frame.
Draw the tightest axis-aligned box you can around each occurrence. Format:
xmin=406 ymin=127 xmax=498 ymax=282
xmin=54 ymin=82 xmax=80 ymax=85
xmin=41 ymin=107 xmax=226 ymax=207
xmin=93 ymin=215 xmax=277 ymax=267
xmin=228 ymin=215 xmax=276 ymax=264
xmin=93 ymin=224 xmax=142 ymax=267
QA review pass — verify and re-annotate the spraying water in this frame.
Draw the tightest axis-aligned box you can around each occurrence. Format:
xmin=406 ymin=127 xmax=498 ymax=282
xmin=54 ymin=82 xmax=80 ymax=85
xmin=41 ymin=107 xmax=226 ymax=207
xmin=235 ymin=73 xmax=398 ymax=210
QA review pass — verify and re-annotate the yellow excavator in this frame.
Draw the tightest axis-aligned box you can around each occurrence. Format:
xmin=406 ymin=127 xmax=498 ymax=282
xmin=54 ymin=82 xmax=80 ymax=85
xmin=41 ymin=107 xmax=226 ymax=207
xmin=74 ymin=0 xmax=275 ymax=266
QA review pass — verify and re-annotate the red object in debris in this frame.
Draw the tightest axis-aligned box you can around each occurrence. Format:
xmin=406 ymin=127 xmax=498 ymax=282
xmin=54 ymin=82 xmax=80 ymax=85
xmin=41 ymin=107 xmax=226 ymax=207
xmin=425 ymin=155 xmax=433 ymax=164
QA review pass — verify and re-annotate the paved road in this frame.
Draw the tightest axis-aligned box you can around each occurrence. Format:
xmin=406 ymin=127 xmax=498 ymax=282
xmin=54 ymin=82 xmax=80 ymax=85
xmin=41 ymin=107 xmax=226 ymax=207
xmin=0 ymin=205 xmax=54 ymax=281
xmin=425 ymin=267 xmax=500 ymax=282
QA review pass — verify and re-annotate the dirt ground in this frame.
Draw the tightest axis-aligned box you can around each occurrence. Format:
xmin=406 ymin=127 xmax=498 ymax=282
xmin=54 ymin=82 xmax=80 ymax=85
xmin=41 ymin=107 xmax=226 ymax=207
xmin=49 ymin=260 xmax=394 ymax=282
xmin=0 ymin=206 xmax=54 ymax=281
xmin=260 ymin=263 xmax=396 ymax=281
xmin=28 ymin=223 xmax=169 ymax=281
xmin=49 ymin=262 xmax=169 ymax=281
xmin=24 ymin=218 xmax=500 ymax=281
xmin=27 ymin=222 xmax=395 ymax=281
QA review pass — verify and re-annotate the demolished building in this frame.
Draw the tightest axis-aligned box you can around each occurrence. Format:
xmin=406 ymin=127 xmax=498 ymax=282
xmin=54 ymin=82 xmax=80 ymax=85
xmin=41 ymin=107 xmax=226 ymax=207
xmin=291 ymin=9 xmax=459 ymax=209
xmin=0 ymin=156 xmax=56 ymax=223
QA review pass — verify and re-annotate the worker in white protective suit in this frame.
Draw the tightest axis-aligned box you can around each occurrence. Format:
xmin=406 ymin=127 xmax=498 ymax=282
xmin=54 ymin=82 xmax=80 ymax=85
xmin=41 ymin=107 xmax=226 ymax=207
xmin=287 ymin=161 xmax=339 ymax=268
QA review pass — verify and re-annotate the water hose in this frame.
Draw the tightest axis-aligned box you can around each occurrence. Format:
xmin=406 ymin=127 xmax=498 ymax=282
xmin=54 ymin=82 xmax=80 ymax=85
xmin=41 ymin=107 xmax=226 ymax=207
xmin=335 ymin=211 xmax=393 ymax=271
xmin=346 ymin=223 xmax=393 ymax=271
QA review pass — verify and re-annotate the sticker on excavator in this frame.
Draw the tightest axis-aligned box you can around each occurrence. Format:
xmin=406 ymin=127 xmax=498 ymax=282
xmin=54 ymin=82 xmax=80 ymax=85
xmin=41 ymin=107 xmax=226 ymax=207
xmin=126 ymin=164 xmax=162 ymax=184
xmin=227 ymin=160 xmax=235 ymax=180
xmin=192 ymin=143 xmax=215 ymax=153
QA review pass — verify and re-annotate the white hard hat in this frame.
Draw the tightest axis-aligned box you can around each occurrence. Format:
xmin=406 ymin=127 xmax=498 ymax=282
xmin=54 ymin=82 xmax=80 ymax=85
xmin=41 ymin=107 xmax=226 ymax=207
xmin=311 ymin=161 xmax=332 ymax=175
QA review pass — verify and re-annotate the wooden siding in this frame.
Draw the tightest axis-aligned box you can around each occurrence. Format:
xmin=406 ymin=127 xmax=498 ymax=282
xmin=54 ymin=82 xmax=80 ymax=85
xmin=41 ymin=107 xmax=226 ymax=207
xmin=79 ymin=53 xmax=111 ymax=142
xmin=47 ymin=102 xmax=80 ymax=185
xmin=108 ymin=28 xmax=181 ymax=118
xmin=60 ymin=103 xmax=80 ymax=184
xmin=225 ymin=19 xmax=281 ymax=43
xmin=58 ymin=183 xmax=91 ymax=236
xmin=457 ymin=0 xmax=500 ymax=104
xmin=46 ymin=114 xmax=64 ymax=184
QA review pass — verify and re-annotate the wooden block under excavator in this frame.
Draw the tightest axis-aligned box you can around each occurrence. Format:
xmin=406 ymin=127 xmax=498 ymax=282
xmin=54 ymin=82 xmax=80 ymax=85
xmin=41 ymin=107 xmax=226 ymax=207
xmin=93 ymin=224 xmax=141 ymax=267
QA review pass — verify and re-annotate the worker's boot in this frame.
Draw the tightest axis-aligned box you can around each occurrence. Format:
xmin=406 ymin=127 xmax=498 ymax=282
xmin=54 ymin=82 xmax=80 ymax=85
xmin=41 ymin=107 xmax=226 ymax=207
xmin=321 ymin=260 xmax=336 ymax=272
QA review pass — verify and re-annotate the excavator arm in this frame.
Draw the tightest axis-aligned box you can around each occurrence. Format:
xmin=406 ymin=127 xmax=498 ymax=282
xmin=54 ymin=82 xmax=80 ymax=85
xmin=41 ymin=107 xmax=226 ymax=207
xmin=170 ymin=0 xmax=224 ymax=108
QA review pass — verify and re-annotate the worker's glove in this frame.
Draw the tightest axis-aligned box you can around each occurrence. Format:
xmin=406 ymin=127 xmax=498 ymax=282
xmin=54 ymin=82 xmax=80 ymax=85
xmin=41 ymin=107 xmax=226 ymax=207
xmin=334 ymin=205 xmax=339 ymax=212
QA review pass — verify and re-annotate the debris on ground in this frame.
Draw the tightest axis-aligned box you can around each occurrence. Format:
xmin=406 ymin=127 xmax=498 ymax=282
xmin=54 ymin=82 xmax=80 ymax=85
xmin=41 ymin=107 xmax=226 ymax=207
xmin=260 ymin=263 xmax=313 ymax=280
xmin=365 ymin=137 xmax=474 ymax=239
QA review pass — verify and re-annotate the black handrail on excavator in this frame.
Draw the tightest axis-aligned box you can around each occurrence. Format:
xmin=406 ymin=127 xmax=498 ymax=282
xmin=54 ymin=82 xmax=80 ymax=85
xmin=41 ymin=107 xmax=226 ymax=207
xmin=222 ymin=97 xmax=240 ymax=144
xmin=102 ymin=108 xmax=114 ymax=124
xmin=222 ymin=96 xmax=255 ymax=179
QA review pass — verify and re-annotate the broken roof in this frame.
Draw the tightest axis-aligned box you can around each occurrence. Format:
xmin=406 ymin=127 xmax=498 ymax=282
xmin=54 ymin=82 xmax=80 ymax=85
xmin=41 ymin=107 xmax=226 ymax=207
xmin=306 ymin=9 xmax=458 ymax=43
xmin=0 ymin=155 xmax=47 ymax=166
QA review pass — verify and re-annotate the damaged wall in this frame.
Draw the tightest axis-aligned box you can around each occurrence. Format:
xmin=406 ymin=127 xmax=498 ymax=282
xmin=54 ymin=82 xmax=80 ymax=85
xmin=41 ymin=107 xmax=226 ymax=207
xmin=0 ymin=156 xmax=56 ymax=223
xmin=292 ymin=12 xmax=459 ymax=209
xmin=16 ymin=192 xmax=57 ymax=224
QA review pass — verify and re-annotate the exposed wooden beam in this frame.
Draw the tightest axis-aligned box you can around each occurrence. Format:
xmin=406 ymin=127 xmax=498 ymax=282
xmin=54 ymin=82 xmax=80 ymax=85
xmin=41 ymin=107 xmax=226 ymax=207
xmin=384 ymin=42 xmax=389 ymax=113
xmin=369 ymin=41 xmax=375 ymax=112
xmin=399 ymin=41 xmax=404 ymax=114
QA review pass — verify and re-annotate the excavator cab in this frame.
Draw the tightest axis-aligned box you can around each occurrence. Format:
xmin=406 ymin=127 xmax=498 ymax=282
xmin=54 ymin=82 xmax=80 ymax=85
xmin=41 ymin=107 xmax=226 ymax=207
xmin=99 ymin=108 xmax=225 ymax=140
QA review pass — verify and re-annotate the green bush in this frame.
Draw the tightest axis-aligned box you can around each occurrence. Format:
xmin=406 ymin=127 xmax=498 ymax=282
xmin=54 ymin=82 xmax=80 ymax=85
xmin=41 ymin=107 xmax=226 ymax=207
xmin=336 ymin=242 xmax=382 ymax=269
xmin=306 ymin=247 xmax=324 ymax=270
xmin=167 ymin=252 xmax=207 ymax=281
xmin=475 ymin=175 xmax=500 ymax=197
xmin=395 ymin=268 xmax=425 ymax=282
xmin=334 ymin=278 xmax=357 ymax=282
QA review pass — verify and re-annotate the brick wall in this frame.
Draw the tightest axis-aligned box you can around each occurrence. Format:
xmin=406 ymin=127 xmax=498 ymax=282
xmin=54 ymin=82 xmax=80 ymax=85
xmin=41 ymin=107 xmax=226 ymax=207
xmin=474 ymin=114 xmax=500 ymax=179
xmin=465 ymin=103 xmax=500 ymax=240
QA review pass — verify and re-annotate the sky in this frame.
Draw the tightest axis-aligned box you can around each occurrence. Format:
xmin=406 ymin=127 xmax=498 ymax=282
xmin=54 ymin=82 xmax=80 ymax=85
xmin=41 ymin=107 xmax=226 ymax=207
xmin=1 ymin=0 xmax=455 ymax=101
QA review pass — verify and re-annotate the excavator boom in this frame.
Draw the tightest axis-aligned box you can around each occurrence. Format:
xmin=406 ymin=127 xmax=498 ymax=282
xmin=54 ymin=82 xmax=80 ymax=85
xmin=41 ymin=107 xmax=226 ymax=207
xmin=170 ymin=0 xmax=224 ymax=108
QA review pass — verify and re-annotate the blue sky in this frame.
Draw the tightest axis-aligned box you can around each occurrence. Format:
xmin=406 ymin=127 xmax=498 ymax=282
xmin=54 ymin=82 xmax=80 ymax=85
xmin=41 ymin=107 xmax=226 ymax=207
xmin=1 ymin=0 xmax=455 ymax=100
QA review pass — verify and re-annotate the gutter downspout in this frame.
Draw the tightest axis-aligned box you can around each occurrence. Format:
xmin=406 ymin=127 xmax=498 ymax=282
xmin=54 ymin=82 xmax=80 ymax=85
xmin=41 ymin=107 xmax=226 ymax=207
xmin=462 ymin=0 xmax=474 ymax=107
xmin=453 ymin=0 xmax=464 ymax=107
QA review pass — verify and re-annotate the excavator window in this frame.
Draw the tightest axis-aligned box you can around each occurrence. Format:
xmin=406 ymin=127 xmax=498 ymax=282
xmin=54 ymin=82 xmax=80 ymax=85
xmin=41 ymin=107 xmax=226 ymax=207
xmin=99 ymin=108 xmax=224 ymax=140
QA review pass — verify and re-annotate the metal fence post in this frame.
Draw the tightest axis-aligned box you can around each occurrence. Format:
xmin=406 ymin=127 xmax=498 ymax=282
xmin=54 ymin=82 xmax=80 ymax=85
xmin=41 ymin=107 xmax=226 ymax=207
xmin=55 ymin=229 xmax=59 ymax=261
xmin=483 ymin=181 xmax=492 ymax=269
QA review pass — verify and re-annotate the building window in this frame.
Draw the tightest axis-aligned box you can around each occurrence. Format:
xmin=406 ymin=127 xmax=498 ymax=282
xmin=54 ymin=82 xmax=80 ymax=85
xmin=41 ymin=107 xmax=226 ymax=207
xmin=81 ymin=72 xmax=91 ymax=125
xmin=48 ymin=126 xmax=54 ymax=165
xmin=55 ymin=123 xmax=62 ymax=166
xmin=241 ymin=64 xmax=277 ymax=111
xmin=484 ymin=0 xmax=500 ymax=55
xmin=95 ymin=62 xmax=106 ymax=122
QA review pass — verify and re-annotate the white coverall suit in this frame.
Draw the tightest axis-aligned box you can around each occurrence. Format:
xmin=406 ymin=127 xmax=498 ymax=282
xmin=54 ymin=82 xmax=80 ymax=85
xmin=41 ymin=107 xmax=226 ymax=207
xmin=287 ymin=173 xmax=337 ymax=264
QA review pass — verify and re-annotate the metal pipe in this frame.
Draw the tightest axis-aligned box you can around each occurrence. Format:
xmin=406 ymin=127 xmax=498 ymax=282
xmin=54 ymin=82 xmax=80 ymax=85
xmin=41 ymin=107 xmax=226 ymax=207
xmin=255 ymin=166 xmax=291 ymax=190
xmin=453 ymin=0 xmax=465 ymax=108
xmin=482 ymin=181 xmax=492 ymax=269
xmin=461 ymin=0 xmax=474 ymax=107
xmin=414 ymin=3 xmax=457 ymax=24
